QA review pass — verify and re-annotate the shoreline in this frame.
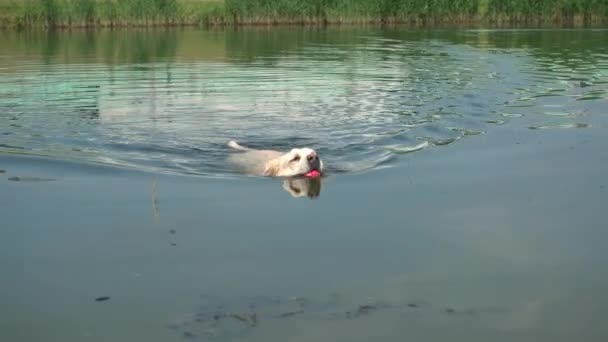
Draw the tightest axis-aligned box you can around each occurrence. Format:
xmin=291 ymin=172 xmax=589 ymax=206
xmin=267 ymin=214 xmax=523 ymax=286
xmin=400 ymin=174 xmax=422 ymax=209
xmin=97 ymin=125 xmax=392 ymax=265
xmin=2 ymin=18 xmax=607 ymax=30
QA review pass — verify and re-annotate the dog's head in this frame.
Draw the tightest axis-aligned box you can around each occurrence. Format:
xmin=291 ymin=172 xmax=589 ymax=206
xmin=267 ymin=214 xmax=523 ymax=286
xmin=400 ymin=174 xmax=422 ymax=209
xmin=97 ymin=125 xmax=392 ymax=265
xmin=282 ymin=177 xmax=322 ymax=198
xmin=264 ymin=148 xmax=324 ymax=177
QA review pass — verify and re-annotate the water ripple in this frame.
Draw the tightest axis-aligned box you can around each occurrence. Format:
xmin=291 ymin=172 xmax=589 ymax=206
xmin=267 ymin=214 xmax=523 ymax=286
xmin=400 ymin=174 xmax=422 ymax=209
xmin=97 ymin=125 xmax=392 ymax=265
xmin=1 ymin=29 xmax=606 ymax=177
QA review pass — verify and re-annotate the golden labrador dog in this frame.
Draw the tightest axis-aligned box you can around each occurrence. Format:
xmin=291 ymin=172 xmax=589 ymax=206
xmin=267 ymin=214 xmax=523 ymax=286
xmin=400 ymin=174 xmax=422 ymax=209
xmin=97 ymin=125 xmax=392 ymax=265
xmin=227 ymin=140 xmax=324 ymax=177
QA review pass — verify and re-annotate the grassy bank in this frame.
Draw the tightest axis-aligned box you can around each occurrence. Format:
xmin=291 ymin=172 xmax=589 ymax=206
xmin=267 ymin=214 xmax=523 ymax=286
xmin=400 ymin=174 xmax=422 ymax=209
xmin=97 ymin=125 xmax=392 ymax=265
xmin=1 ymin=0 xmax=607 ymax=28
xmin=229 ymin=0 xmax=608 ymax=25
xmin=0 ymin=0 xmax=226 ymax=28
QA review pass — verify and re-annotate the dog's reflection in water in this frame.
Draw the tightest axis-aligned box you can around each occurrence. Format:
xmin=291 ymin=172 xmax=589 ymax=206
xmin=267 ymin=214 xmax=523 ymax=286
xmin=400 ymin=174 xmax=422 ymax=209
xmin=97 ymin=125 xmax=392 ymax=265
xmin=282 ymin=177 xmax=322 ymax=199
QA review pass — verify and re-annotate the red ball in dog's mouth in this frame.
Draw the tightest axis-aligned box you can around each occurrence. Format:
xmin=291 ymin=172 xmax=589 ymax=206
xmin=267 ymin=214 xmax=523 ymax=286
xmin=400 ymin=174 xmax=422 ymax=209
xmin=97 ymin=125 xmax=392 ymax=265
xmin=305 ymin=170 xmax=321 ymax=178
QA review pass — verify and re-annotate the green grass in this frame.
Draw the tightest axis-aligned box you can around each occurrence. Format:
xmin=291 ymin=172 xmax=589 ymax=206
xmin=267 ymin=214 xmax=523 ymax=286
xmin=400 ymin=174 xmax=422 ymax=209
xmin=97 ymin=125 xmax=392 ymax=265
xmin=226 ymin=0 xmax=608 ymax=25
xmin=1 ymin=0 xmax=607 ymax=28
xmin=0 ymin=0 xmax=226 ymax=28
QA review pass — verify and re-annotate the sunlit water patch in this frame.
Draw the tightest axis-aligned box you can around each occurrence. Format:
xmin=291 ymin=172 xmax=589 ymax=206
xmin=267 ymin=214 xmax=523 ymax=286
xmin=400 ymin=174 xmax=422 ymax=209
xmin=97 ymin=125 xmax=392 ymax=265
xmin=0 ymin=29 xmax=606 ymax=177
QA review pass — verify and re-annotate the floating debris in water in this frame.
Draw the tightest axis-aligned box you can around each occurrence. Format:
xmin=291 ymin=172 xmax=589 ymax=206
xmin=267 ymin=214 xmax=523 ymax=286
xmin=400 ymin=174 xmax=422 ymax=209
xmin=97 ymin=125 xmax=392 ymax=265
xmin=168 ymin=294 xmax=510 ymax=340
xmin=230 ymin=313 xmax=257 ymax=325
xmin=0 ymin=170 xmax=5 ymax=173
xmin=0 ymin=144 xmax=25 ymax=150
xmin=354 ymin=304 xmax=378 ymax=317
xmin=279 ymin=310 xmax=304 ymax=318
xmin=95 ymin=296 xmax=110 ymax=302
xmin=485 ymin=119 xmax=506 ymax=125
xmin=182 ymin=331 xmax=197 ymax=339
xmin=8 ymin=176 xmax=56 ymax=182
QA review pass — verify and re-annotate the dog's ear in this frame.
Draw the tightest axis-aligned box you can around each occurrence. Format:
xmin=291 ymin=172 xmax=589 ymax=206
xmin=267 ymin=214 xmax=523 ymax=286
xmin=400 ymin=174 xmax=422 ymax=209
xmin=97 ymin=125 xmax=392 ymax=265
xmin=263 ymin=159 xmax=280 ymax=177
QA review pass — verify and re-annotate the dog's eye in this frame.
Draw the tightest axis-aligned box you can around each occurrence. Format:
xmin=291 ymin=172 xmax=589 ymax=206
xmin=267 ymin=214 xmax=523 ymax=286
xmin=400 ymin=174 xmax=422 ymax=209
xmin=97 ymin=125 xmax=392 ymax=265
xmin=290 ymin=155 xmax=301 ymax=162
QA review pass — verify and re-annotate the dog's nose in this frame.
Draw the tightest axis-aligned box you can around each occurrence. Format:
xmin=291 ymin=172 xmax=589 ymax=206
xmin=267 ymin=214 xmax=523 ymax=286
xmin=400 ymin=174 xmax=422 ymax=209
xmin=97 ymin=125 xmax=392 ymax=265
xmin=307 ymin=153 xmax=317 ymax=162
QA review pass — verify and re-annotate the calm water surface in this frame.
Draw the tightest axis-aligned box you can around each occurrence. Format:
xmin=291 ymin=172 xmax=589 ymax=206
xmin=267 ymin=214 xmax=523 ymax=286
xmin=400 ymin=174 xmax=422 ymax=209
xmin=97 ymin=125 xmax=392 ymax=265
xmin=1 ymin=28 xmax=608 ymax=342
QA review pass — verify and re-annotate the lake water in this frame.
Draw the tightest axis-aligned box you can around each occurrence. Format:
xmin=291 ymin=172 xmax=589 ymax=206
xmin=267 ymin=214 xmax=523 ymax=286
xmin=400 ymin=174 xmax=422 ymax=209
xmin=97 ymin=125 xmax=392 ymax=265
xmin=1 ymin=28 xmax=608 ymax=342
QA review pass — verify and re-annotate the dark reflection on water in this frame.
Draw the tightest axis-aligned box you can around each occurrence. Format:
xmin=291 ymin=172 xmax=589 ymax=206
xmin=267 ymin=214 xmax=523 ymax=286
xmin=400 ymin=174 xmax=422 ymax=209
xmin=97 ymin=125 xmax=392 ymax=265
xmin=0 ymin=28 xmax=606 ymax=178
xmin=282 ymin=177 xmax=322 ymax=198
